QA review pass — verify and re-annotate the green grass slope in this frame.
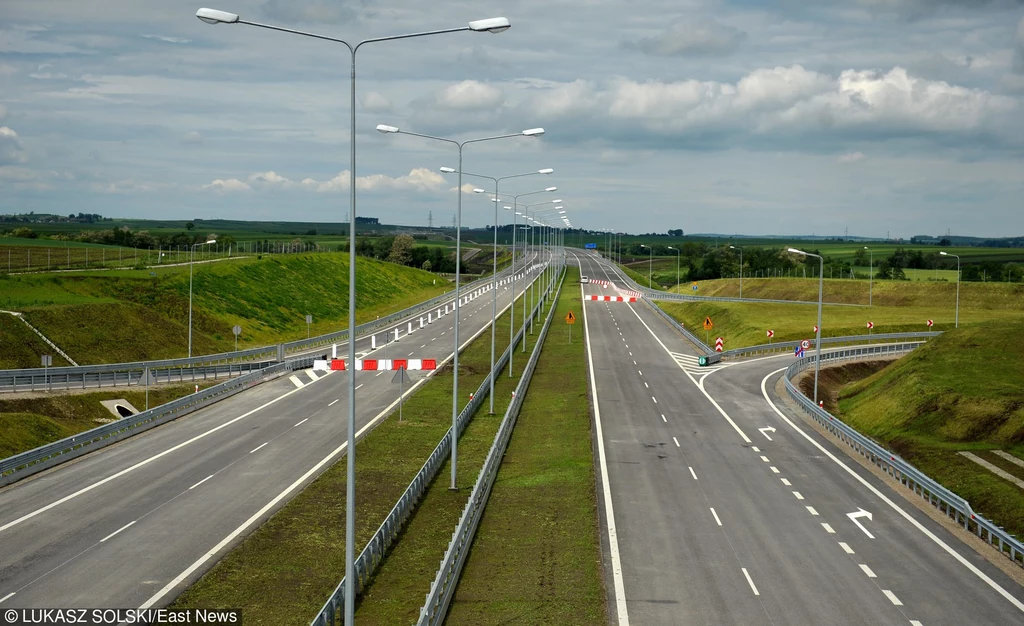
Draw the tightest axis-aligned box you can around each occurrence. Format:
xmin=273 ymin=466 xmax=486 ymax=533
xmin=832 ymin=319 xmax=1024 ymax=537
xmin=1 ymin=254 xmax=448 ymax=366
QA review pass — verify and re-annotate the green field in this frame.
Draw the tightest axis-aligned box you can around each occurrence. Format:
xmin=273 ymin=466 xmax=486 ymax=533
xmin=0 ymin=253 xmax=448 ymax=367
xmin=446 ymin=266 xmax=607 ymax=625
xmin=173 ymin=283 xmax=535 ymax=625
xmin=823 ymin=318 xmax=1024 ymax=538
xmin=657 ymin=277 xmax=1024 ymax=349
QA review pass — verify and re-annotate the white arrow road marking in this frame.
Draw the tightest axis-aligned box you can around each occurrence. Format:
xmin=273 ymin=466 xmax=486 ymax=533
xmin=847 ymin=508 xmax=875 ymax=539
xmin=758 ymin=426 xmax=776 ymax=441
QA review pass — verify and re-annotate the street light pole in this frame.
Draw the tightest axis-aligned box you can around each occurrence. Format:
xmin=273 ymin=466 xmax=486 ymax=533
xmin=188 ymin=239 xmax=216 ymax=358
xmin=447 ymin=168 xmax=553 ymax=414
xmin=940 ymin=251 xmax=960 ymax=327
xmin=789 ymin=248 xmax=824 ymax=404
xmin=378 ymin=125 xmax=544 ymax=492
xmin=197 ymin=9 xmax=512 ymax=624
xmin=668 ymin=246 xmax=680 ymax=291
xmin=730 ymin=245 xmax=742 ymax=298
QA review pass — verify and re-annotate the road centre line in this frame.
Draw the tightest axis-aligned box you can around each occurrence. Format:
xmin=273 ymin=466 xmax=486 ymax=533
xmin=759 ymin=368 xmax=1024 ymax=614
xmin=249 ymin=442 xmax=269 ymax=454
xmin=741 ymin=568 xmax=760 ymax=596
xmin=189 ymin=475 xmax=214 ymax=490
xmin=623 ymin=301 xmax=752 ymax=444
xmin=574 ymin=257 xmax=630 ymax=626
xmin=0 ymin=370 xmax=336 ymax=535
xmin=294 ymin=418 xmax=308 ymax=427
xmin=100 ymin=520 xmax=136 ymax=543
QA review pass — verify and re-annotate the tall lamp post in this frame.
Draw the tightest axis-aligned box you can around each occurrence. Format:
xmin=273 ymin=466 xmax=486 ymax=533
xmin=639 ymin=244 xmax=653 ymax=288
xmin=377 ymin=124 xmax=544 ymax=492
xmin=788 ymin=248 xmax=823 ymax=404
xmin=196 ymin=9 xmax=512 ymax=624
xmin=188 ymin=238 xmax=216 ymax=358
xmin=940 ymin=251 xmax=960 ymax=328
xmin=442 ymin=167 xmax=553 ymax=414
xmin=864 ymin=246 xmax=873 ymax=307
xmin=729 ymin=245 xmax=743 ymax=298
xmin=667 ymin=246 xmax=680 ymax=292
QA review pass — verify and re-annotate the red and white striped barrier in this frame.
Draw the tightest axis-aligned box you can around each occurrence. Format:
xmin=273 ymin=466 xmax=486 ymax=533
xmin=313 ymin=358 xmax=437 ymax=372
xmin=588 ymin=295 xmax=637 ymax=302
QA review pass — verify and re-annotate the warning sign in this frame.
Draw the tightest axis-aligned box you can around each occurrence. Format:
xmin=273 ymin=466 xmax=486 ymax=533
xmin=703 ymin=317 xmax=713 ymax=331
xmin=566 ymin=311 xmax=576 ymax=325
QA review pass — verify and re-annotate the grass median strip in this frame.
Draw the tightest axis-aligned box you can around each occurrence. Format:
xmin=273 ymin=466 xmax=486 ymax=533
xmin=172 ymin=283 xmax=546 ymax=625
xmin=445 ymin=266 xmax=607 ymax=626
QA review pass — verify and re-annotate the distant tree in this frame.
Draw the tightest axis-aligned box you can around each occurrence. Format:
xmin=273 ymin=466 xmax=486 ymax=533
xmin=388 ymin=234 xmax=415 ymax=266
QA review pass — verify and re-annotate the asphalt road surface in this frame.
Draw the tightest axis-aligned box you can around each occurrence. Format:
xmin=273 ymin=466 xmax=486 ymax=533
xmin=0 ymin=255 xmax=548 ymax=609
xmin=574 ymin=249 xmax=1024 ymax=626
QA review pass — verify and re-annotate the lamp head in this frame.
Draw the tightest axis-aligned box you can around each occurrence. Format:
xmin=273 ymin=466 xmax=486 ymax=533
xmin=521 ymin=128 xmax=545 ymax=137
xmin=196 ymin=8 xmax=239 ymax=24
xmin=468 ymin=17 xmax=511 ymax=33
xmin=376 ymin=124 xmax=399 ymax=134
xmin=538 ymin=168 xmax=554 ymax=174
xmin=439 ymin=166 xmax=456 ymax=173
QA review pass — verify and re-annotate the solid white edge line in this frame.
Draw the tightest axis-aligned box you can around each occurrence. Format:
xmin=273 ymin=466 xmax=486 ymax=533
xmin=294 ymin=418 xmax=308 ymax=427
xmin=0 ymin=592 xmax=14 ymax=604
xmin=100 ymin=520 xmax=136 ymax=543
xmin=623 ymin=302 xmax=752 ymax=444
xmin=759 ymin=368 xmax=1024 ymax=614
xmin=0 ymin=371 xmax=336 ymax=534
xmin=137 ymin=261 xmax=543 ymax=610
xmin=741 ymin=567 xmax=760 ymax=596
xmin=710 ymin=507 xmax=722 ymax=526
xmin=189 ymin=475 xmax=214 ymax=490
xmin=689 ymin=467 xmax=698 ymax=480
xmin=575 ymin=253 xmax=630 ymax=626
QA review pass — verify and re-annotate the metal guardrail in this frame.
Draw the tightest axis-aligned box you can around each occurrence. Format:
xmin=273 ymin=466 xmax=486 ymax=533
xmin=416 ymin=268 xmax=564 ymax=626
xmin=0 ymin=355 xmax=321 ymax=487
xmin=784 ymin=345 xmax=1024 ymax=568
xmin=0 ymin=260 xmax=536 ymax=393
xmin=308 ymin=263 xmax=559 ymax=626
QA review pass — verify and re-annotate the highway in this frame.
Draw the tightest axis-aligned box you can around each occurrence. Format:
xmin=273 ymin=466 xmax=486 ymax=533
xmin=575 ymin=250 xmax=1024 ymax=626
xmin=0 ymin=257 xmax=547 ymax=609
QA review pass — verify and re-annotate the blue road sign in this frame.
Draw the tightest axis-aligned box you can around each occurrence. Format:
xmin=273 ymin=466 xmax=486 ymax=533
xmin=585 ymin=243 xmax=597 ymax=249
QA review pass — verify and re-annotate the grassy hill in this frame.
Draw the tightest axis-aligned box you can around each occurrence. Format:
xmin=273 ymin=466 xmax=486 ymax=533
xmin=657 ymin=277 xmax=1024 ymax=350
xmin=827 ymin=318 xmax=1024 ymax=537
xmin=0 ymin=253 xmax=448 ymax=367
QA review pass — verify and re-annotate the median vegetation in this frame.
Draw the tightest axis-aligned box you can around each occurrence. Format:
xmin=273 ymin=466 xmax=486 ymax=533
xmin=815 ymin=318 xmax=1024 ymax=538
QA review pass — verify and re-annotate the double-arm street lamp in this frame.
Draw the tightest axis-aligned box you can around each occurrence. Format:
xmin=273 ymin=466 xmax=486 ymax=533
xmin=442 ymin=167 xmax=553 ymax=414
xmin=788 ymin=248 xmax=824 ymax=404
xmin=196 ymin=8 xmax=512 ymax=624
xmin=730 ymin=245 xmax=743 ymax=298
xmin=377 ymin=124 xmax=545 ymax=492
xmin=188 ymin=239 xmax=216 ymax=358
xmin=940 ymin=251 xmax=960 ymax=327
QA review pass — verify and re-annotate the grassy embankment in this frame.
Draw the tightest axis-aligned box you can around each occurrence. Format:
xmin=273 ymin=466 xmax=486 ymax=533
xmin=445 ymin=265 xmax=606 ymax=625
xmin=0 ymin=383 xmax=216 ymax=458
xmin=0 ymin=253 xmax=448 ymax=367
xmin=813 ymin=318 xmax=1024 ymax=539
xmin=172 ymin=280 xmax=549 ymax=625
xmin=657 ymin=278 xmax=1024 ymax=349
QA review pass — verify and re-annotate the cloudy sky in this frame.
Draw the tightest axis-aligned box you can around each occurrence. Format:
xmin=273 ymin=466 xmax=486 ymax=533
xmin=2 ymin=0 xmax=1023 ymax=238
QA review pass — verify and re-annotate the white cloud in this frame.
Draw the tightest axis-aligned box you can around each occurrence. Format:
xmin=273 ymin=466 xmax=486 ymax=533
xmin=628 ymin=17 xmax=746 ymax=57
xmin=361 ymin=92 xmax=392 ymax=113
xmin=838 ymin=151 xmax=866 ymax=163
xmin=0 ymin=127 xmax=28 ymax=164
xmin=434 ymin=80 xmax=504 ymax=111
xmin=181 ymin=131 xmax=203 ymax=145
xmin=202 ymin=178 xmax=252 ymax=193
